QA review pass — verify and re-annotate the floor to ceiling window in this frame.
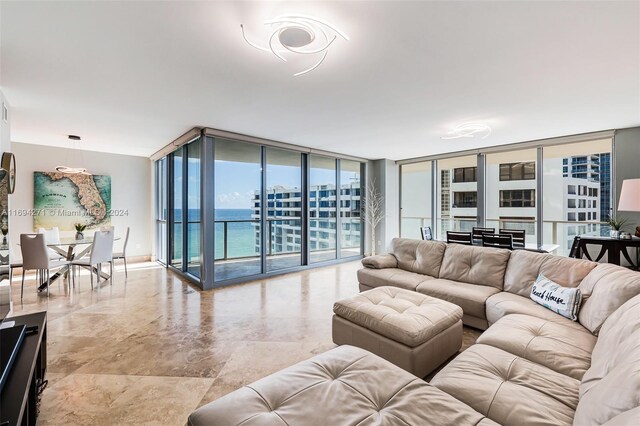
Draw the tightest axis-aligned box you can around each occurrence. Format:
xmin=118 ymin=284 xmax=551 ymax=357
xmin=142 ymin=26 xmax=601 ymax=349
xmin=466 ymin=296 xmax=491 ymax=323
xmin=542 ymin=139 xmax=612 ymax=255
xmin=156 ymin=132 xmax=365 ymax=288
xmin=171 ymin=146 xmax=184 ymax=269
xmin=187 ymin=139 xmax=201 ymax=277
xmin=436 ymin=155 xmax=478 ymax=240
xmin=265 ymin=147 xmax=303 ymax=272
xmin=214 ymin=139 xmax=262 ymax=281
xmin=398 ymin=135 xmax=614 ymax=256
xmin=155 ymin=157 xmax=167 ymax=264
xmin=485 ymin=149 xmax=538 ymax=246
xmin=339 ymin=160 xmax=362 ymax=258
xmin=309 ymin=156 xmax=337 ymax=263
xmin=400 ymin=161 xmax=432 ymax=239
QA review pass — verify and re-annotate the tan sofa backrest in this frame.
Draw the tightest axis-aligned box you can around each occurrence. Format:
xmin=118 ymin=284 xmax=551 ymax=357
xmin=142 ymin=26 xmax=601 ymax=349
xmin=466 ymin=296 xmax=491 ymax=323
xmin=578 ymin=264 xmax=640 ymax=335
xmin=390 ymin=238 xmax=447 ymax=278
xmin=503 ymin=249 xmax=596 ymax=297
xmin=574 ymin=293 xmax=640 ymax=425
xmin=438 ymin=244 xmax=511 ymax=289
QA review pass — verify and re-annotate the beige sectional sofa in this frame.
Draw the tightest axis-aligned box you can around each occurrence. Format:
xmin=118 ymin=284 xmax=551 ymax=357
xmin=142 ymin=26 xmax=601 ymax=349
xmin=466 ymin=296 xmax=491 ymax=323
xmin=190 ymin=237 xmax=640 ymax=425
xmin=358 ymin=238 xmax=640 ymax=425
xmin=360 ymin=238 xmax=606 ymax=330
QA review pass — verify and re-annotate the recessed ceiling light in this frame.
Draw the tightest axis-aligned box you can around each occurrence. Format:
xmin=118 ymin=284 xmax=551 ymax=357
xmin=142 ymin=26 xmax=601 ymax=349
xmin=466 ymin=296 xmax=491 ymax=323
xmin=240 ymin=14 xmax=349 ymax=77
xmin=441 ymin=123 xmax=492 ymax=140
xmin=68 ymin=135 xmax=81 ymax=141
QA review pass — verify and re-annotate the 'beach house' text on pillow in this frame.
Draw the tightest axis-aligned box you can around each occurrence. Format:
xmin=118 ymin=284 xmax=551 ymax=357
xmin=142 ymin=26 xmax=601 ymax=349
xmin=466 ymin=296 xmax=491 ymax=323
xmin=530 ymin=274 xmax=582 ymax=321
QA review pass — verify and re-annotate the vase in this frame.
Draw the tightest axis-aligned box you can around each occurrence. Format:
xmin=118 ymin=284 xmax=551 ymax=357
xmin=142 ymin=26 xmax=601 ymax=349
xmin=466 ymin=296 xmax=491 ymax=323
xmin=75 ymin=232 xmax=84 ymax=241
xmin=610 ymin=230 xmax=620 ymax=239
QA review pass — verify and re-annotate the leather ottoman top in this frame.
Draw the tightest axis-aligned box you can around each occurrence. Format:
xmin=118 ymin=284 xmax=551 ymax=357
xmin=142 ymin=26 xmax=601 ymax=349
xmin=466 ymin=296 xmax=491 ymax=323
xmin=189 ymin=345 xmax=496 ymax=426
xmin=333 ymin=286 xmax=463 ymax=347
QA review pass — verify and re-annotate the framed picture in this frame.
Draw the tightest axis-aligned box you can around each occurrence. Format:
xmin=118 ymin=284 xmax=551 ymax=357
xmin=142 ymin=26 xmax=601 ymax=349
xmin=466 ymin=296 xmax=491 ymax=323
xmin=420 ymin=226 xmax=433 ymax=241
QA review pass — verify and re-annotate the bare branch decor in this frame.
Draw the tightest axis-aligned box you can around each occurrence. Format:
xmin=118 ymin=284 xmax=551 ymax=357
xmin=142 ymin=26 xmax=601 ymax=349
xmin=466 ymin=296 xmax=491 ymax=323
xmin=362 ymin=178 xmax=386 ymax=256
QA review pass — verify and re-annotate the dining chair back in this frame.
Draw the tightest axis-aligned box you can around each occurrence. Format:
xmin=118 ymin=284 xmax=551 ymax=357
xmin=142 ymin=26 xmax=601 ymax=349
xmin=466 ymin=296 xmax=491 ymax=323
xmin=90 ymin=229 xmax=115 ymax=265
xmin=446 ymin=231 xmax=473 ymax=245
xmin=568 ymin=236 xmax=582 ymax=258
xmin=472 ymin=227 xmax=495 ymax=241
xmin=113 ymin=227 xmax=130 ymax=277
xmin=482 ymin=233 xmax=514 ymax=250
xmin=20 ymin=234 xmax=49 ymax=270
xmin=38 ymin=227 xmax=61 ymax=244
xmin=19 ymin=233 xmax=68 ymax=299
xmin=499 ymin=229 xmax=526 ymax=248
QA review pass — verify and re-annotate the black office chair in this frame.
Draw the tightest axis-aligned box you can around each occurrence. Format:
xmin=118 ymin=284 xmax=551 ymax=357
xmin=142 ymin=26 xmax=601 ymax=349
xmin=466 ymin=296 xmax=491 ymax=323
xmin=482 ymin=234 xmax=513 ymax=250
xmin=472 ymin=227 xmax=495 ymax=242
xmin=568 ymin=236 xmax=582 ymax=258
xmin=446 ymin=231 xmax=473 ymax=245
xmin=499 ymin=229 xmax=526 ymax=248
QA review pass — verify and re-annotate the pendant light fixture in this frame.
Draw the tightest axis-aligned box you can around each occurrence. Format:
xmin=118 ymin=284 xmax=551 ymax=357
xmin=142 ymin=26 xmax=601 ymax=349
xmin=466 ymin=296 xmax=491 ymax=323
xmin=55 ymin=135 xmax=91 ymax=175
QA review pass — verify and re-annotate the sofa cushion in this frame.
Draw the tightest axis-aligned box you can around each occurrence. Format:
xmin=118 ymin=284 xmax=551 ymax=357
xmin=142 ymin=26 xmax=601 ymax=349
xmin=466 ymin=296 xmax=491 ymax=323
xmin=416 ymin=279 xmax=500 ymax=319
xmin=189 ymin=345 xmax=498 ymax=426
xmin=333 ymin=286 xmax=463 ymax=347
xmin=357 ymin=267 xmax=434 ymax=291
xmin=485 ymin=291 xmax=563 ymax=325
xmin=477 ymin=314 xmax=596 ymax=380
xmin=431 ymin=344 xmax=580 ymax=426
xmin=389 ymin=238 xmax=448 ymax=277
xmin=601 ymin=407 xmax=640 ymax=426
xmin=503 ymin=249 xmax=596 ymax=297
xmin=362 ymin=253 xmax=397 ymax=269
xmin=438 ymin=244 xmax=511 ymax=289
xmin=575 ymin=294 xmax=640 ymax=425
xmin=578 ymin=263 xmax=640 ymax=335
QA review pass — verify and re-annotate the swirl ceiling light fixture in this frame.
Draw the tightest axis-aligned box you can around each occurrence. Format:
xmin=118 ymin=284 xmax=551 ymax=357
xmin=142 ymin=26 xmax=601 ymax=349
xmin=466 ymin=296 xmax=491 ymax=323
xmin=240 ymin=14 xmax=349 ymax=77
xmin=56 ymin=135 xmax=91 ymax=175
xmin=441 ymin=123 xmax=492 ymax=140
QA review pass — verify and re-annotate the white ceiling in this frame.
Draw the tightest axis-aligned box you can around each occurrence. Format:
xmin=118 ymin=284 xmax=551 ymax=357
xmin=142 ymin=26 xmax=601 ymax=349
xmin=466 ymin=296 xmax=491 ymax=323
xmin=1 ymin=1 xmax=639 ymax=160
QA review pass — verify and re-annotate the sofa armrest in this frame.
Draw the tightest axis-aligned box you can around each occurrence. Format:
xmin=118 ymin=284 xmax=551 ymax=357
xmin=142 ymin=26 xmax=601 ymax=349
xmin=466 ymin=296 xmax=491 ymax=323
xmin=362 ymin=254 xmax=397 ymax=269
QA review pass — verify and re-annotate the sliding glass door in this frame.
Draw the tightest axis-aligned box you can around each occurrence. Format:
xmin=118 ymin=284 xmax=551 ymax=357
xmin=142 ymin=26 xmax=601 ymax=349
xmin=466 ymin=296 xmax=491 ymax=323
xmin=309 ymin=156 xmax=337 ymax=263
xmin=214 ymin=139 xmax=262 ymax=281
xmin=485 ymin=149 xmax=538 ymax=246
xmin=187 ymin=139 xmax=201 ymax=277
xmin=436 ymin=155 xmax=478 ymax=240
xmin=170 ymin=147 xmax=184 ymax=269
xmin=265 ymin=148 xmax=303 ymax=272
xmin=400 ymin=161 xmax=432 ymax=239
xmin=543 ymin=139 xmax=612 ymax=255
xmin=339 ymin=160 xmax=362 ymax=258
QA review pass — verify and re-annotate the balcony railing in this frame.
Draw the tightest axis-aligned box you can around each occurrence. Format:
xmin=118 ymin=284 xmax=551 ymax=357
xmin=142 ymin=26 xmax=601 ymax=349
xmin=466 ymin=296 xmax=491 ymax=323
xmin=401 ymin=216 xmax=612 ymax=256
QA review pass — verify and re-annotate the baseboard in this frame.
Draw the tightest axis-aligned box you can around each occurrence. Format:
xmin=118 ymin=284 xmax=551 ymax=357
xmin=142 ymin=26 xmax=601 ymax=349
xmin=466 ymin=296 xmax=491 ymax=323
xmin=11 ymin=255 xmax=153 ymax=277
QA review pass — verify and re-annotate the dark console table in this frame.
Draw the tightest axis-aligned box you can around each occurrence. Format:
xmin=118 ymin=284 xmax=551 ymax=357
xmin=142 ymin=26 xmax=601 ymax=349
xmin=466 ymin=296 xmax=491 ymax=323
xmin=575 ymin=236 xmax=640 ymax=267
xmin=0 ymin=311 xmax=47 ymax=426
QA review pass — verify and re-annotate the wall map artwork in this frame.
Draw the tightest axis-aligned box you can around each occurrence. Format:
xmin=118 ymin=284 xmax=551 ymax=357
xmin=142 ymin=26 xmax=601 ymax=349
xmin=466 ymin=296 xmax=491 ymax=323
xmin=33 ymin=172 xmax=111 ymax=231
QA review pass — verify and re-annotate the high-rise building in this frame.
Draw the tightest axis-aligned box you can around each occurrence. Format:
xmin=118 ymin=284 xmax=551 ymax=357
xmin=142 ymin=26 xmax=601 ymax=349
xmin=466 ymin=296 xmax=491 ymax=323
xmin=251 ymin=183 xmax=361 ymax=255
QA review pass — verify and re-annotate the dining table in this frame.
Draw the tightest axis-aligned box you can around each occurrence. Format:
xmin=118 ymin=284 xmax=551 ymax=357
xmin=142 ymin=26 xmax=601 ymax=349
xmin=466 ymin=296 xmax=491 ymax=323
xmin=18 ymin=236 xmax=121 ymax=292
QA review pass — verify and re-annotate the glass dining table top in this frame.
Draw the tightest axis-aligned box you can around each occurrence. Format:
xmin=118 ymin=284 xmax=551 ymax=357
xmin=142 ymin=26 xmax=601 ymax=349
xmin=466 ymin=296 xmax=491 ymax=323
xmin=18 ymin=236 xmax=121 ymax=246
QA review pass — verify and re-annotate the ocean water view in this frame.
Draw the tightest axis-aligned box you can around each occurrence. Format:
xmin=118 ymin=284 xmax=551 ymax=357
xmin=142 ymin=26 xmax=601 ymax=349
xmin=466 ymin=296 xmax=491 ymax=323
xmin=173 ymin=209 xmax=257 ymax=261
xmin=214 ymin=209 xmax=257 ymax=259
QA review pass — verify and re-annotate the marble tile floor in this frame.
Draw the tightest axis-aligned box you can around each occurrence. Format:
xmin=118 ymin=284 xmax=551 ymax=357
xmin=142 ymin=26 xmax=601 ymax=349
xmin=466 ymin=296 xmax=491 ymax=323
xmin=7 ymin=261 xmax=481 ymax=425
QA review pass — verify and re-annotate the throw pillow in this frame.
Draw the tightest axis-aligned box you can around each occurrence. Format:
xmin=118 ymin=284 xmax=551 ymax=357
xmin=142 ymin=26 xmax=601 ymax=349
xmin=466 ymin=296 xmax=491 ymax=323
xmin=530 ymin=274 xmax=582 ymax=321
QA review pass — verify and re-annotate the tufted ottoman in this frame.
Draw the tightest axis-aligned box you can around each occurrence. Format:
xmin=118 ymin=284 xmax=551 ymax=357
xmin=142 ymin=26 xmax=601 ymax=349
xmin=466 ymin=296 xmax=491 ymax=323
xmin=189 ymin=345 xmax=497 ymax=426
xmin=332 ymin=286 xmax=463 ymax=378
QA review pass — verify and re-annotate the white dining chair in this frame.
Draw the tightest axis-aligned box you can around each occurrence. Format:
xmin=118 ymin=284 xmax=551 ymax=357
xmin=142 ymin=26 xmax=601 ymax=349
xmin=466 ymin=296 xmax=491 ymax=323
xmin=112 ymin=227 xmax=129 ymax=277
xmin=37 ymin=227 xmax=64 ymax=260
xmin=71 ymin=229 xmax=114 ymax=289
xmin=9 ymin=244 xmax=23 ymax=284
xmin=20 ymin=233 xmax=69 ymax=299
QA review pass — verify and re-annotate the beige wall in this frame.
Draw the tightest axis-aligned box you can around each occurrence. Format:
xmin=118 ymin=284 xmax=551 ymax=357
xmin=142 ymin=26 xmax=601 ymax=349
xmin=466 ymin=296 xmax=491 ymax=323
xmin=9 ymin=142 xmax=153 ymax=258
